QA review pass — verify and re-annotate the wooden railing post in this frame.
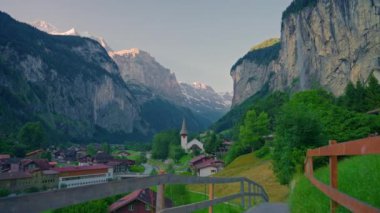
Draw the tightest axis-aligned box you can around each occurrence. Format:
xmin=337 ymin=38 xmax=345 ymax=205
xmin=156 ymin=171 xmax=165 ymax=212
xmin=329 ymin=140 xmax=338 ymax=213
xmin=248 ymin=183 xmax=252 ymax=208
xmin=240 ymin=180 xmax=245 ymax=208
xmin=208 ymin=183 xmax=214 ymax=213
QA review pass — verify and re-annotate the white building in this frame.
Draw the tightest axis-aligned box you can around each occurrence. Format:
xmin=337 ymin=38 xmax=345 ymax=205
xmin=180 ymin=119 xmax=204 ymax=152
xmin=53 ymin=165 xmax=113 ymax=189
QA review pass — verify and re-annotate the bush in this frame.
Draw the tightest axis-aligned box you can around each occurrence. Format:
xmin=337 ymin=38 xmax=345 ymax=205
xmin=24 ymin=186 xmax=39 ymax=193
xmin=255 ymin=145 xmax=270 ymax=158
xmin=0 ymin=188 xmax=10 ymax=197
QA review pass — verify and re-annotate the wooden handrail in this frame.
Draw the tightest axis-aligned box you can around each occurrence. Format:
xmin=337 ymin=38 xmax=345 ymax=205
xmin=0 ymin=174 xmax=268 ymax=213
xmin=304 ymin=136 xmax=380 ymax=213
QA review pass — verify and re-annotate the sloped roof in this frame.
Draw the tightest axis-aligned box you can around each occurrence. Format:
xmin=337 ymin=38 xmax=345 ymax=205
xmin=109 ymin=188 xmax=172 ymax=212
xmin=190 ymin=155 xmax=207 ymax=164
xmin=194 ymin=159 xmax=224 ymax=170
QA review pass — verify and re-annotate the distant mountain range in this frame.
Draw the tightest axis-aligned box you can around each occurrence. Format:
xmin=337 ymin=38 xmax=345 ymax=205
xmin=0 ymin=12 xmax=231 ymax=143
xmin=31 ymin=20 xmax=232 ymax=121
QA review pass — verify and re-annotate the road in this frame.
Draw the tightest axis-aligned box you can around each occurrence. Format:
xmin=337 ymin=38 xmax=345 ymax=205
xmin=245 ymin=203 xmax=289 ymax=213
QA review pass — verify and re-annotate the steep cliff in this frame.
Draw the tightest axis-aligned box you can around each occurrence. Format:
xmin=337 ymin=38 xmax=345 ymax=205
xmin=0 ymin=11 xmax=141 ymax=141
xmin=0 ymin=12 xmax=209 ymax=142
xmin=231 ymin=0 xmax=380 ymax=107
xmin=110 ymin=48 xmax=185 ymax=105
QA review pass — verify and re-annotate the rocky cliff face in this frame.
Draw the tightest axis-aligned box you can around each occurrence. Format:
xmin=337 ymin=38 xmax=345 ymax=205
xmin=231 ymin=0 xmax=380 ymax=106
xmin=110 ymin=49 xmax=185 ymax=105
xmin=0 ymin=12 xmax=141 ymax=141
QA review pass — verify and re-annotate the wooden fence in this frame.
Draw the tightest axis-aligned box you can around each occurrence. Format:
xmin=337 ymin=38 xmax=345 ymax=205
xmin=0 ymin=174 xmax=268 ymax=213
xmin=304 ymin=136 xmax=380 ymax=213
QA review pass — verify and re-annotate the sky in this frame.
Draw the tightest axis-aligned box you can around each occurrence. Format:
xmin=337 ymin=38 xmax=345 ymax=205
xmin=1 ymin=0 xmax=292 ymax=92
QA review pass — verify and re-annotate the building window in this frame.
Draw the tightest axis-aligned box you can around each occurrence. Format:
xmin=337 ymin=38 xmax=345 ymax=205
xmin=211 ymin=169 xmax=216 ymax=173
xmin=128 ymin=204 xmax=134 ymax=211
xmin=145 ymin=204 xmax=151 ymax=211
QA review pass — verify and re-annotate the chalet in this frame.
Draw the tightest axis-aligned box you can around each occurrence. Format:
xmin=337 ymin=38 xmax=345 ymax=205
xmin=106 ymin=159 xmax=135 ymax=177
xmin=216 ymin=140 xmax=234 ymax=156
xmin=78 ymin=155 xmax=93 ymax=166
xmin=20 ymin=159 xmax=51 ymax=172
xmin=108 ymin=188 xmax=173 ymax=213
xmin=190 ymin=155 xmax=224 ymax=177
xmin=53 ymin=164 xmax=113 ymax=189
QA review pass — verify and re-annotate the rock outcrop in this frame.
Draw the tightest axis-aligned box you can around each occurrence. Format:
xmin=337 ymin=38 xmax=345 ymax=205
xmin=231 ymin=0 xmax=380 ymax=107
xmin=110 ymin=48 xmax=185 ymax=105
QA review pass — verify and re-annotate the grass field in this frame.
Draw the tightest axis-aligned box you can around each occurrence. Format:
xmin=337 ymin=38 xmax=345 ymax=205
xmin=290 ymin=155 xmax=380 ymax=212
xmin=164 ymin=185 xmax=243 ymax=213
xmin=188 ymin=152 xmax=289 ymax=205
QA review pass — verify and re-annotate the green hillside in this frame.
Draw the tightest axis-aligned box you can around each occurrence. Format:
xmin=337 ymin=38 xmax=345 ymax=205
xmin=290 ymin=155 xmax=380 ymax=212
xmin=188 ymin=152 xmax=289 ymax=203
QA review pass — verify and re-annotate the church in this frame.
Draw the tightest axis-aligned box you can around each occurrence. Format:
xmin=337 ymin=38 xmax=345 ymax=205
xmin=180 ymin=119 xmax=205 ymax=153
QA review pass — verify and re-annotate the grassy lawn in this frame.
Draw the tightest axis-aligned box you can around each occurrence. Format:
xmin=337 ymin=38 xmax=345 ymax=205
xmin=129 ymin=165 xmax=145 ymax=173
xmin=290 ymin=155 xmax=380 ymax=212
xmin=148 ymin=158 xmax=168 ymax=170
xmin=188 ymin=152 xmax=289 ymax=204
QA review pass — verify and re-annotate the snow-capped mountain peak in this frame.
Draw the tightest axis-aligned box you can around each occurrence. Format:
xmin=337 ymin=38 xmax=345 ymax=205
xmin=32 ymin=20 xmax=58 ymax=33
xmin=192 ymin=81 xmax=213 ymax=91
xmin=109 ymin=48 xmax=141 ymax=57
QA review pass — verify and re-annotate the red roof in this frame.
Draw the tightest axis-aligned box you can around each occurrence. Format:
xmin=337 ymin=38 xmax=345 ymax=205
xmin=52 ymin=164 xmax=109 ymax=173
xmin=0 ymin=154 xmax=10 ymax=160
xmin=190 ymin=155 xmax=207 ymax=164
xmin=109 ymin=188 xmax=172 ymax=212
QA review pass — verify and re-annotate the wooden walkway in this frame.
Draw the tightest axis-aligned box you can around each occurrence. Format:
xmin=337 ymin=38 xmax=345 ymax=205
xmin=245 ymin=203 xmax=289 ymax=213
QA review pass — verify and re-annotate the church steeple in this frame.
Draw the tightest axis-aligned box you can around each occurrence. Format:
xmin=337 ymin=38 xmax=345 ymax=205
xmin=180 ymin=119 xmax=188 ymax=151
xmin=180 ymin=119 xmax=187 ymax=136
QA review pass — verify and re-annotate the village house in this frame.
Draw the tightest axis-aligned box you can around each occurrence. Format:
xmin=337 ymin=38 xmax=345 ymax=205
xmin=108 ymin=188 xmax=173 ymax=213
xmin=0 ymin=158 xmax=58 ymax=193
xmin=106 ymin=159 xmax=135 ymax=178
xmin=216 ymin=140 xmax=234 ymax=156
xmin=189 ymin=155 xmax=224 ymax=177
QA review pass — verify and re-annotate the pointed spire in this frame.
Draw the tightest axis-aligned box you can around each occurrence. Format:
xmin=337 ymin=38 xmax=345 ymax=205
xmin=180 ymin=119 xmax=187 ymax=135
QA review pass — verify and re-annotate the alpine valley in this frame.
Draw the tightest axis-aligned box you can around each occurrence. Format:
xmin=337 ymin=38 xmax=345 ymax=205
xmin=0 ymin=12 xmax=231 ymax=143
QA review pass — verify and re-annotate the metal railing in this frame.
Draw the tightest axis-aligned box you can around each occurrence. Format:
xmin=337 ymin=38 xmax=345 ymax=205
xmin=304 ymin=136 xmax=380 ymax=213
xmin=0 ymin=174 xmax=268 ymax=213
